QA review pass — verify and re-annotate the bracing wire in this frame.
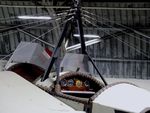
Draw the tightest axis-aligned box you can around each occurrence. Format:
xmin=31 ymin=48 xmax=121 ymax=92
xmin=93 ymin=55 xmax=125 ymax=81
xmin=0 ymin=16 xmax=64 ymax=38
xmin=1 ymin=26 xmax=61 ymax=60
xmin=82 ymin=12 xmax=150 ymax=58
xmin=0 ymin=11 xmax=75 ymax=36
xmin=0 ymin=9 xmax=73 ymax=34
xmin=0 ymin=8 xmax=74 ymax=60
xmin=82 ymin=17 xmax=150 ymax=59
xmin=0 ymin=13 xmax=49 ymax=22
xmin=0 ymin=10 xmax=73 ymax=60
xmin=0 ymin=14 xmax=65 ymax=32
xmin=82 ymin=10 xmax=150 ymax=41
xmin=82 ymin=12 xmax=150 ymax=46
xmin=0 ymin=16 xmax=73 ymax=60
xmin=0 ymin=8 xmax=71 ymax=22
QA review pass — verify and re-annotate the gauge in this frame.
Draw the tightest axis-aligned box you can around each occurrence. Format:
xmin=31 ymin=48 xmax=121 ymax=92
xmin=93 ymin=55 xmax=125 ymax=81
xmin=76 ymin=80 xmax=83 ymax=88
xmin=67 ymin=79 xmax=74 ymax=87
xmin=84 ymin=80 xmax=90 ymax=87
xmin=60 ymin=79 xmax=67 ymax=86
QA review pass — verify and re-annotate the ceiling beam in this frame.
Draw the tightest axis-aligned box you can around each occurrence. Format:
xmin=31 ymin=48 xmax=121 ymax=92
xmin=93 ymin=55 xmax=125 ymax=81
xmin=1 ymin=0 xmax=149 ymax=2
xmin=0 ymin=4 xmax=150 ymax=10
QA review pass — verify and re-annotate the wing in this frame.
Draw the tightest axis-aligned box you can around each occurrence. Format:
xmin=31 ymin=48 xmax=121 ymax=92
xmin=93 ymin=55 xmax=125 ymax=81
xmin=92 ymin=82 xmax=150 ymax=113
xmin=0 ymin=71 xmax=85 ymax=113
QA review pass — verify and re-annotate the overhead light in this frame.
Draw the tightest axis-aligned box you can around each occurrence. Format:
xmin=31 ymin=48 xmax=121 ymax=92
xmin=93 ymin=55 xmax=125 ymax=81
xmin=18 ymin=16 xmax=51 ymax=20
xmin=73 ymin=34 xmax=100 ymax=39
xmin=66 ymin=39 xmax=101 ymax=51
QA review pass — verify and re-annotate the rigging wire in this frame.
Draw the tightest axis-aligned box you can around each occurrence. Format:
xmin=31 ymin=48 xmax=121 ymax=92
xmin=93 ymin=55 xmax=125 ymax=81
xmin=0 ymin=9 xmax=74 ymax=60
xmin=82 ymin=13 xmax=150 ymax=46
xmin=0 ymin=14 xmax=66 ymax=32
xmin=83 ymin=11 xmax=150 ymax=59
xmin=0 ymin=11 xmax=73 ymax=60
xmin=0 ymin=8 xmax=75 ymax=36
xmin=0 ymin=10 xmax=71 ymax=39
xmin=0 ymin=13 xmax=49 ymax=22
xmin=0 ymin=16 xmax=63 ymax=38
xmin=0 ymin=12 xmax=67 ymax=23
xmin=0 ymin=11 xmax=75 ymax=34
xmin=0 ymin=16 xmax=72 ymax=60
xmin=82 ymin=10 xmax=150 ymax=41
xmin=0 ymin=24 xmax=52 ymax=59
xmin=82 ymin=12 xmax=150 ymax=57
xmin=82 ymin=17 xmax=150 ymax=59
xmin=0 ymin=8 xmax=71 ymax=22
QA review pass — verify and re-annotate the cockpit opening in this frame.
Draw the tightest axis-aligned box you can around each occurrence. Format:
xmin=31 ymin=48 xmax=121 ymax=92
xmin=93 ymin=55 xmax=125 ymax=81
xmin=7 ymin=63 xmax=44 ymax=82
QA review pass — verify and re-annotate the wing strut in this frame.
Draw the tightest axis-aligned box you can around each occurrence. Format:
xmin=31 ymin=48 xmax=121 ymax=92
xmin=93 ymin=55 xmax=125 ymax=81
xmin=41 ymin=0 xmax=107 ymax=86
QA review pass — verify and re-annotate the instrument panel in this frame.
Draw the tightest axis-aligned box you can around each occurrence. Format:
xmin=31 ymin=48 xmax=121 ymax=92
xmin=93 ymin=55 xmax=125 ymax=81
xmin=59 ymin=72 xmax=104 ymax=98
xmin=60 ymin=78 xmax=91 ymax=91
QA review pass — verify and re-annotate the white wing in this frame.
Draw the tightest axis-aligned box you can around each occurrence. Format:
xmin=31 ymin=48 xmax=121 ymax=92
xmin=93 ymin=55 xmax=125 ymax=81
xmin=93 ymin=83 xmax=150 ymax=113
xmin=0 ymin=71 xmax=85 ymax=113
